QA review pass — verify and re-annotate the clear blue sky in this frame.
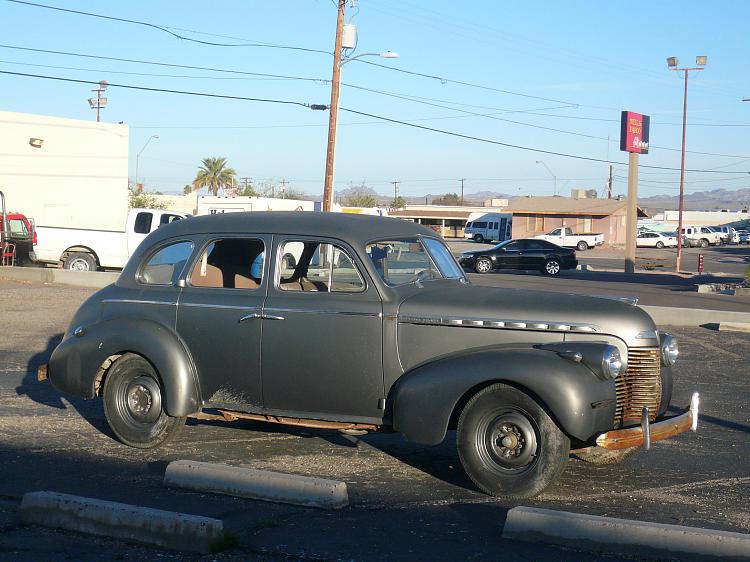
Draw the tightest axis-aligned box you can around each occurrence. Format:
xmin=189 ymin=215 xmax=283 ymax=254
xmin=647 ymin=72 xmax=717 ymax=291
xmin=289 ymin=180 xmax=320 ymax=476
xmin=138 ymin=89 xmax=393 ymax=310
xmin=2 ymin=0 xmax=749 ymax=200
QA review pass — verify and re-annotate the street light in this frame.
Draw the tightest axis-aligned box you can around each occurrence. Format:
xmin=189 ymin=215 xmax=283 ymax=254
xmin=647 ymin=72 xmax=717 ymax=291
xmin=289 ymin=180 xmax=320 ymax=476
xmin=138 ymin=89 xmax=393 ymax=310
xmin=321 ymin=1 xmax=399 ymax=212
xmin=535 ymin=160 xmax=557 ymax=196
xmin=667 ymin=55 xmax=707 ymax=272
xmin=135 ymin=135 xmax=159 ymax=187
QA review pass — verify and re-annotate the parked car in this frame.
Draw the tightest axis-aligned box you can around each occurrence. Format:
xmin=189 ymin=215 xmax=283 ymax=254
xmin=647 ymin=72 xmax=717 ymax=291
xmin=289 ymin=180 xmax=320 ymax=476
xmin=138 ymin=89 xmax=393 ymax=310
xmin=709 ymin=226 xmax=736 ymax=245
xmin=459 ymin=238 xmax=577 ymax=276
xmin=463 ymin=212 xmax=513 ymax=243
xmin=32 ymin=208 xmax=188 ymax=271
xmin=636 ymin=231 xmax=678 ymax=249
xmin=41 ymin=212 xmax=699 ymax=499
xmin=534 ymin=227 xmax=604 ymax=251
xmin=680 ymin=226 xmax=722 ymax=248
xmin=737 ymin=230 xmax=749 ymax=244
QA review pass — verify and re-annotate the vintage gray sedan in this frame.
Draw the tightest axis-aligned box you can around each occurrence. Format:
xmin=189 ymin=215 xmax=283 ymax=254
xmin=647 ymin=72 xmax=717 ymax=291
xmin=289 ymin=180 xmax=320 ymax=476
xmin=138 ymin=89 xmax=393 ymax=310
xmin=42 ymin=212 xmax=699 ymax=499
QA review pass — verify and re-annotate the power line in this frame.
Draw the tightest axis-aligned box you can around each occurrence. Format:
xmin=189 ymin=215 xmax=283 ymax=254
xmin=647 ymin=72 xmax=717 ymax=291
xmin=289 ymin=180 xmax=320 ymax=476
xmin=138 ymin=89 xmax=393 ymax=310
xmin=338 ymin=106 xmax=750 ymax=175
xmin=0 ymin=70 xmax=319 ymax=108
xmin=5 ymin=0 xmax=330 ymax=54
xmin=0 ymin=44 xmax=327 ymax=82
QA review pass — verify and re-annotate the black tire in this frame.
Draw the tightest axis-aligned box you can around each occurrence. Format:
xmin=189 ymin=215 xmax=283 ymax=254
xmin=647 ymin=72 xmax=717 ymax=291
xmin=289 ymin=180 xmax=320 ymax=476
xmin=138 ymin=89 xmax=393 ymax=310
xmin=457 ymin=383 xmax=569 ymax=499
xmin=576 ymin=241 xmax=589 ymax=251
xmin=573 ymin=446 xmax=639 ymax=465
xmin=543 ymin=258 xmax=561 ymax=276
xmin=63 ymin=251 xmax=97 ymax=271
xmin=699 ymin=239 xmax=709 ymax=248
xmin=655 ymin=241 xmax=665 ymax=249
xmin=103 ymin=353 xmax=185 ymax=449
xmin=474 ymin=257 xmax=493 ymax=274
xmin=473 ymin=234 xmax=485 ymax=243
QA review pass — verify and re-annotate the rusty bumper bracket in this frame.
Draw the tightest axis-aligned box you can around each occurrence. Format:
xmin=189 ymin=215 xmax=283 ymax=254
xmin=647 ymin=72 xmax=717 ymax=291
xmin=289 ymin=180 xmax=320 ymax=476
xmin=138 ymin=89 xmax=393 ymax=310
xmin=596 ymin=392 xmax=700 ymax=450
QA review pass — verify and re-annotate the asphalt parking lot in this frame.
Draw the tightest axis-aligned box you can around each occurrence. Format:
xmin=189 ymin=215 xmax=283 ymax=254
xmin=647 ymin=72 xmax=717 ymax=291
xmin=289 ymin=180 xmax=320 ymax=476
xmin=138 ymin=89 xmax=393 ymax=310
xmin=1 ymin=279 xmax=749 ymax=561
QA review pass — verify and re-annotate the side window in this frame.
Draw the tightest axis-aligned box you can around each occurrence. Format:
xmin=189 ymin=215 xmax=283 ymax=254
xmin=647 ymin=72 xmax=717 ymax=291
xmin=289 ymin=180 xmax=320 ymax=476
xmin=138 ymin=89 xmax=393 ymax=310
xmin=474 ymin=221 xmax=487 ymax=229
xmin=278 ymin=241 xmax=364 ymax=293
xmin=139 ymin=241 xmax=193 ymax=285
xmin=134 ymin=212 xmax=153 ymax=234
xmin=9 ymin=219 xmax=28 ymax=236
xmin=466 ymin=222 xmax=473 ymax=228
xmin=504 ymin=241 xmax=520 ymax=251
xmin=159 ymin=213 xmax=184 ymax=226
xmin=189 ymin=238 xmax=265 ymax=289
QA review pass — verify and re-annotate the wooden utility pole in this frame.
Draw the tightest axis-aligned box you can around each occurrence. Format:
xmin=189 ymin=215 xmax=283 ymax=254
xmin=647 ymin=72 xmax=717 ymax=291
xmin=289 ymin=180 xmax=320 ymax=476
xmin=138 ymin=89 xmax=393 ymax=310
xmin=624 ymin=153 xmax=639 ymax=274
xmin=460 ymin=178 xmax=465 ymax=205
xmin=322 ymin=0 xmax=346 ymax=212
xmin=607 ymin=165 xmax=613 ymax=199
xmin=391 ymin=181 xmax=400 ymax=204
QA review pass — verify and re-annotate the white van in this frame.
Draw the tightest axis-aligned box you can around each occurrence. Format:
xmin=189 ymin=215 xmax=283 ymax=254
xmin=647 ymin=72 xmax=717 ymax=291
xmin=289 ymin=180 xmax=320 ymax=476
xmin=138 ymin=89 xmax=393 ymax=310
xmin=464 ymin=213 xmax=513 ymax=243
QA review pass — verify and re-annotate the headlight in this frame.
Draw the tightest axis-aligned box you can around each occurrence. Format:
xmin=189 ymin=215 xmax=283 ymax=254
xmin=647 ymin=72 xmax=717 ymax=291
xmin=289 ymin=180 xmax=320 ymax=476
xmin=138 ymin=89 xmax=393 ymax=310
xmin=459 ymin=253 xmax=471 ymax=259
xmin=661 ymin=333 xmax=679 ymax=366
xmin=602 ymin=346 xmax=623 ymax=379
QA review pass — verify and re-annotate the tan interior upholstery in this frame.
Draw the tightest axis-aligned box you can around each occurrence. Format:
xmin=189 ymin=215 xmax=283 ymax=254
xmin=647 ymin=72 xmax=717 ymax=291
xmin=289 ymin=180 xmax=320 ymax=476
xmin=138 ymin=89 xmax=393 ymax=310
xmin=190 ymin=263 xmax=223 ymax=288
xmin=234 ymin=274 xmax=260 ymax=289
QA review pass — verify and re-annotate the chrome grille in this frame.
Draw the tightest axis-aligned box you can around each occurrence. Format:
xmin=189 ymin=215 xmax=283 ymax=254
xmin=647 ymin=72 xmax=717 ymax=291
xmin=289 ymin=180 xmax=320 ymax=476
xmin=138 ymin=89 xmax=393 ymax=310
xmin=614 ymin=347 xmax=662 ymax=427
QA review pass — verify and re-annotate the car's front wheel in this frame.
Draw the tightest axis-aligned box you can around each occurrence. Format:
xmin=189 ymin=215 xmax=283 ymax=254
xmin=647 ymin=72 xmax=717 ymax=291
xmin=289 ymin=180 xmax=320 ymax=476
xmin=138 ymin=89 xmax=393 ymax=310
xmin=474 ymin=257 xmax=493 ymax=274
xmin=457 ymin=383 xmax=569 ymax=499
xmin=473 ymin=234 xmax=485 ymax=243
xmin=543 ymin=258 xmax=561 ymax=276
xmin=103 ymin=353 xmax=185 ymax=449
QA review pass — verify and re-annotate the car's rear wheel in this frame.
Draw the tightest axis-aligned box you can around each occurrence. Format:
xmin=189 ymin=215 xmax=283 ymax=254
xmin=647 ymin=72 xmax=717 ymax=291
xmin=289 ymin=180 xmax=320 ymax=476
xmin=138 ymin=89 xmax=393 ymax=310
xmin=473 ymin=234 xmax=485 ymax=243
xmin=543 ymin=259 xmax=561 ymax=276
xmin=573 ymin=446 xmax=639 ymax=465
xmin=457 ymin=383 xmax=569 ymax=499
xmin=655 ymin=241 xmax=665 ymax=249
xmin=103 ymin=353 xmax=185 ymax=449
xmin=474 ymin=257 xmax=493 ymax=274
xmin=699 ymin=239 xmax=709 ymax=248
xmin=576 ymin=241 xmax=589 ymax=251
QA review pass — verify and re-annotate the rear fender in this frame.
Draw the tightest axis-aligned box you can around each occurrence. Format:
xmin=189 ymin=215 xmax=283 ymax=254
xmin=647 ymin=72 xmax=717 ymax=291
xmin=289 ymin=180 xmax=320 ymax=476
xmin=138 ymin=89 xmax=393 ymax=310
xmin=391 ymin=347 xmax=615 ymax=445
xmin=48 ymin=318 xmax=200 ymax=416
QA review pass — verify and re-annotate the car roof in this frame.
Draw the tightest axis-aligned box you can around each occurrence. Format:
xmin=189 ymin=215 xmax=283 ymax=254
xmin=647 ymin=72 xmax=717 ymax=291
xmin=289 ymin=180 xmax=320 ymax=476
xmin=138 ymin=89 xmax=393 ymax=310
xmin=152 ymin=211 xmax=438 ymax=246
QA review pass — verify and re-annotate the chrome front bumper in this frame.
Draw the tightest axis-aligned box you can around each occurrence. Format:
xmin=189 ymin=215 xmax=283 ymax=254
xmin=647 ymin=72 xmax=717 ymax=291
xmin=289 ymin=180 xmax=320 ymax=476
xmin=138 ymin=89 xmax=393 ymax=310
xmin=596 ymin=392 xmax=699 ymax=450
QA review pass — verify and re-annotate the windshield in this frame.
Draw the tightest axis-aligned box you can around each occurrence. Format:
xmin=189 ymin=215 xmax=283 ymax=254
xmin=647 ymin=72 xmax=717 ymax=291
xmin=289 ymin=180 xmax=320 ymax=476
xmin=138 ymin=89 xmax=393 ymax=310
xmin=366 ymin=237 xmax=465 ymax=286
xmin=491 ymin=239 xmax=514 ymax=250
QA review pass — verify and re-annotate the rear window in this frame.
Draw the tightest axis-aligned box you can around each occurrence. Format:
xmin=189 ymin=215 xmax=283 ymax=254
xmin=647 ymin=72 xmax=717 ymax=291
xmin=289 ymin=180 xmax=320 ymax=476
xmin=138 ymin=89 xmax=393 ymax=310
xmin=134 ymin=212 xmax=153 ymax=234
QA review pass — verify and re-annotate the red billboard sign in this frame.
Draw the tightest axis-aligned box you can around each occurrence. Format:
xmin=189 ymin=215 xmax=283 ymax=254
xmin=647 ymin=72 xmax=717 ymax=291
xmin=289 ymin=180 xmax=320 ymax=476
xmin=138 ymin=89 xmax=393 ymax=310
xmin=620 ymin=111 xmax=650 ymax=154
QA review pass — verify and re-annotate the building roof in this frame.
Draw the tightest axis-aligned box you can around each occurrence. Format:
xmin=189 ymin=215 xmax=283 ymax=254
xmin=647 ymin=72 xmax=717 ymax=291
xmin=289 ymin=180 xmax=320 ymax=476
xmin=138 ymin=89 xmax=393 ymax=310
xmin=389 ymin=209 xmax=475 ymax=220
xmin=504 ymin=196 xmax=647 ymax=217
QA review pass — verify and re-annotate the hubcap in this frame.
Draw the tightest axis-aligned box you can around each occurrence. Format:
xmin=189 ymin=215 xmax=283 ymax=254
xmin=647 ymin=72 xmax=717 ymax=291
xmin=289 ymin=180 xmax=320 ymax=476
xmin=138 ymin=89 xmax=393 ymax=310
xmin=546 ymin=261 xmax=560 ymax=274
xmin=70 ymin=258 xmax=90 ymax=271
xmin=477 ymin=259 xmax=491 ymax=273
xmin=124 ymin=376 xmax=162 ymax=423
xmin=482 ymin=411 xmax=538 ymax=472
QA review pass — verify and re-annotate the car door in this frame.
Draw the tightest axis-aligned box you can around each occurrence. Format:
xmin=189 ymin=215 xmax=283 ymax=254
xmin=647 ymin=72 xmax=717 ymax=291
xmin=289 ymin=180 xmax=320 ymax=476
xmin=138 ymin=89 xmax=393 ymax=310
xmin=176 ymin=235 xmax=269 ymax=411
xmin=495 ymin=240 xmax=523 ymax=268
xmin=520 ymin=239 xmax=550 ymax=268
xmin=261 ymin=237 xmax=384 ymax=421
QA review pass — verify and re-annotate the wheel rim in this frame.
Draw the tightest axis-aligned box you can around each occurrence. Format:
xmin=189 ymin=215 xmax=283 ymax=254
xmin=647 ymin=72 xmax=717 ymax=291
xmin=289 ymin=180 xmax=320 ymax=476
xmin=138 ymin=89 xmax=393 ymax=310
xmin=69 ymin=258 xmax=91 ymax=271
xmin=546 ymin=261 xmax=560 ymax=274
xmin=476 ymin=410 xmax=539 ymax=474
xmin=477 ymin=259 xmax=491 ymax=273
xmin=656 ymin=242 xmax=664 ymax=249
xmin=116 ymin=374 xmax=162 ymax=426
xmin=577 ymin=242 xmax=587 ymax=251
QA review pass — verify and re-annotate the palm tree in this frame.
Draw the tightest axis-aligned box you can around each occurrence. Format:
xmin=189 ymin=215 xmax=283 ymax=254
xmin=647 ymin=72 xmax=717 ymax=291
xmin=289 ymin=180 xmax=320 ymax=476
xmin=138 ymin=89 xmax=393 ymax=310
xmin=191 ymin=157 xmax=237 ymax=196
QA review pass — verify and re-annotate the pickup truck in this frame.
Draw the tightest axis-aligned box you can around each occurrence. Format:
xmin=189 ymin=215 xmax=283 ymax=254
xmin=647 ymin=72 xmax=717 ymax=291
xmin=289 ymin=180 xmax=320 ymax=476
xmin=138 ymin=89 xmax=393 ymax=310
xmin=32 ymin=208 xmax=188 ymax=271
xmin=3 ymin=212 xmax=36 ymax=265
xmin=534 ymin=227 xmax=604 ymax=251
xmin=680 ymin=226 xmax=723 ymax=248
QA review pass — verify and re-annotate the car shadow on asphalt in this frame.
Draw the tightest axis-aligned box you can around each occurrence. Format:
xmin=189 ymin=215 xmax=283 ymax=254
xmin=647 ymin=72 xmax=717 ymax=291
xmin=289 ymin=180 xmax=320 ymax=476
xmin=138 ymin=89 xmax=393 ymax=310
xmin=19 ymin=333 xmax=113 ymax=437
xmin=667 ymin=405 xmax=750 ymax=434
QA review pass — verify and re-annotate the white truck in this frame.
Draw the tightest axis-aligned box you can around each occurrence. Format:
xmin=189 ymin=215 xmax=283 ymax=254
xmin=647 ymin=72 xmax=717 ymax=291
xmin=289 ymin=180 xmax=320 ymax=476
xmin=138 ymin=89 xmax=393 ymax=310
xmin=534 ymin=227 xmax=604 ymax=251
xmin=680 ymin=226 xmax=723 ymax=248
xmin=32 ymin=208 xmax=188 ymax=271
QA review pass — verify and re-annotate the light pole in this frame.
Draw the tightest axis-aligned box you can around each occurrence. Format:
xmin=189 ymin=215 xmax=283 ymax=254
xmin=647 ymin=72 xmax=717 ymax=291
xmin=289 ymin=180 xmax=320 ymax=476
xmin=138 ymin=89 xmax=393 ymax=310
xmin=667 ymin=55 xmax=706 ymax=272
xmin=135 ymin=135 xmax=159 ymax=188
xmin=87 ymin=80 xmax=108 ymax=122
xmin=535 ymin=160 xmax=557 ymax=196
xmin=322 ymin=0 xmax=398 ymax=212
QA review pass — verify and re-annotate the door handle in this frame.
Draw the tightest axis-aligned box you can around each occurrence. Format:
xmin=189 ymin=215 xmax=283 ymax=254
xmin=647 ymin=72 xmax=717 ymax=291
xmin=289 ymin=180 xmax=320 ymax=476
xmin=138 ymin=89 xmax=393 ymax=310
xmin=262 ymin=314 xmax=285 ymax=321
xmin=238 ymin=313 xmax=261 ymax=323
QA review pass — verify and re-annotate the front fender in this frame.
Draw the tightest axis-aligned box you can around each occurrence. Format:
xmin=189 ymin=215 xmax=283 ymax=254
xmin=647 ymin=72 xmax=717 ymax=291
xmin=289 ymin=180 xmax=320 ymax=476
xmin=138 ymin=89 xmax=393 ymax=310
xmin=391 ymin=346 xmax=615 ymax=445
xmin=48 ymin=318 xmax=200 ymax=417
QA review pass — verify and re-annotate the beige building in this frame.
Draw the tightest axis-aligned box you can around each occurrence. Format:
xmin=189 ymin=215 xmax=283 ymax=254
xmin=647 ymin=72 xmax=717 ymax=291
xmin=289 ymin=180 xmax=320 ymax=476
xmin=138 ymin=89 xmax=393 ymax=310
xmin=0 ymin=110 xmax=129 ymax=230
xmin=506 ymin=197 xmax=647 ymax=245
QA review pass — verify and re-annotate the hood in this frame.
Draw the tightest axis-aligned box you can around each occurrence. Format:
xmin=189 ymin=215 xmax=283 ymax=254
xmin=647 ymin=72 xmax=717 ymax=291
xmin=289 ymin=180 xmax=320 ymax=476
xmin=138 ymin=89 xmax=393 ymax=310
xmin=397 ymin=283 xmax=658 ymax=347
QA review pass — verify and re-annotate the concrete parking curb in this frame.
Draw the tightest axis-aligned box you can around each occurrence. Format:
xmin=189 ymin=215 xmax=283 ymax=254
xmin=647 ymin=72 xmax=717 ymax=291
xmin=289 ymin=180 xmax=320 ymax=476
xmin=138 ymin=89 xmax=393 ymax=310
xmin=641 ymin=305 xmax=750 ymax=326
xmin=20 ymin=491 xmax=224 ymax=554
xmin=502 ymin=506 xmax=750 ymax=559
xmin=0 ymin=266 xmax=118 ymax=288
xmin=164 ymin=460 xmax=349 ymax=510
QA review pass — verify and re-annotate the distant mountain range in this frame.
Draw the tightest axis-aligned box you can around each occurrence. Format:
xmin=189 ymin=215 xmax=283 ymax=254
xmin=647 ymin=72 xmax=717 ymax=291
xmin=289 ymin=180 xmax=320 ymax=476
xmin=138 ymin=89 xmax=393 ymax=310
xmin=638 ymin=188 xmax=750 ymax=211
